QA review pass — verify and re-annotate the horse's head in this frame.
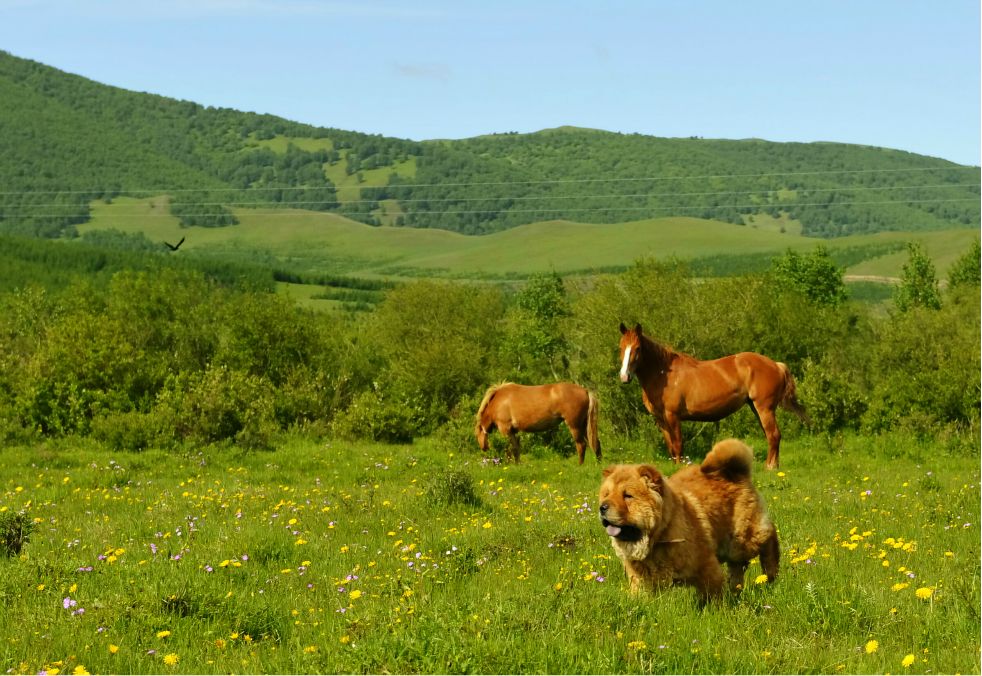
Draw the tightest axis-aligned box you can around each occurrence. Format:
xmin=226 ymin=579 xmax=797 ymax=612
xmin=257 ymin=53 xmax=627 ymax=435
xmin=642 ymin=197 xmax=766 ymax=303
xmin=475 ymin=422 xmax=489 ymax=451
xmin=618 ymin=322 xmax=644 ymax=383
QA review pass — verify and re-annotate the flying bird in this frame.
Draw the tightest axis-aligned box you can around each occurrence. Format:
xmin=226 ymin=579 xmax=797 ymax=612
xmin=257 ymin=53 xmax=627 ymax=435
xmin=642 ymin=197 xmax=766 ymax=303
xmin=164 ymin=236 xmax=186 ymax=252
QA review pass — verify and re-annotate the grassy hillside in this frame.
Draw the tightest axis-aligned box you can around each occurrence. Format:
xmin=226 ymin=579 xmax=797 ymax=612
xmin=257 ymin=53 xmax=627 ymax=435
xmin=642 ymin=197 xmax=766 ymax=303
xmin=1 ymin=50 xmax=977 ymax=242
xmin=77 ymin=197 xmax=977 ymax=285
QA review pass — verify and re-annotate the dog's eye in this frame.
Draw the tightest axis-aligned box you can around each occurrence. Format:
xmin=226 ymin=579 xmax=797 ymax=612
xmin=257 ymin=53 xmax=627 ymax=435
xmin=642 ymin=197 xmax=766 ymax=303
xmin=623 ymin=492 xmax=633 ymax=500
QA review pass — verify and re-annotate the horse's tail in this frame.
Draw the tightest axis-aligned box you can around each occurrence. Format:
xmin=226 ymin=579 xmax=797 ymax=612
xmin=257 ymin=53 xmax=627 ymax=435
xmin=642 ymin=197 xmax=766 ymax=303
xmin=777 ymin=363 xmax=811 ymax=427
xmin=586 ymin=389 xmax=602 ymax=460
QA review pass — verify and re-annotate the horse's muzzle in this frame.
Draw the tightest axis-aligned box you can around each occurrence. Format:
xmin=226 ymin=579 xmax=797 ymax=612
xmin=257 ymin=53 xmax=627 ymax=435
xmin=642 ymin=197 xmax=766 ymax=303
xmin=619 ymin=372 xmax=632 ymax=384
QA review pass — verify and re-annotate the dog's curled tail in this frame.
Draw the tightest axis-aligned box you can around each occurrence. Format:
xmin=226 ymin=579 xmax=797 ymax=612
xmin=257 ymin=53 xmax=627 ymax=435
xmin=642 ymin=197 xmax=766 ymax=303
xmin=700 ymin=438 xmax=754 ymax=482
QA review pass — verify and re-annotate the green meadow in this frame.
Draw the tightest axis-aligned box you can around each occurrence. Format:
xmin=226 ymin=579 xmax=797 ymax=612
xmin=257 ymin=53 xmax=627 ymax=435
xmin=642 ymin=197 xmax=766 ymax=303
xmin=0 ymin=432 xmax=978 ymax=674
xmin=81 ymin=197 xmax=978 ymax=283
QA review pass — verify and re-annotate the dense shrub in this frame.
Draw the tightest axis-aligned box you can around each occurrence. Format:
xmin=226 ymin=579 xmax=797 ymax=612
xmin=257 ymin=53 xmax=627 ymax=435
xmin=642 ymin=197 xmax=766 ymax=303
xmin=0 ymin=251 xmax=977 ymax=451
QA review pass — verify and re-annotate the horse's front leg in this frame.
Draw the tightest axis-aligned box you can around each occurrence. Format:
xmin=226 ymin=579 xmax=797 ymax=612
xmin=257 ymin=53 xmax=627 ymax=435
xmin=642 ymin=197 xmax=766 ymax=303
xmin=756 ymin=406 xmax=781 ymax=470
xmin=659 ymin=416 xmax=684 ymax=463
xmin=507 ymin=430 xmax=521 ymax=464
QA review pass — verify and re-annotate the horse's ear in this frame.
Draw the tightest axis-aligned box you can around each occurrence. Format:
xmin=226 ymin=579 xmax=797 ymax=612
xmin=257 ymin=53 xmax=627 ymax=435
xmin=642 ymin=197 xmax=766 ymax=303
xmin=634 ymin=323 xmax=643 ymax=336
xmin=637 ymin=464 xmax=663 ymax=493
xmin=619 ymin=322 xmax=628 ymax=335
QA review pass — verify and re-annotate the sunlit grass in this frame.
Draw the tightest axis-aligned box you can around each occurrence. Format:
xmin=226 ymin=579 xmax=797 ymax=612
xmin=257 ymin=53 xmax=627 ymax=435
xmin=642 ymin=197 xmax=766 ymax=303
xmin=0 ymin=433 xmax=977 ymax=674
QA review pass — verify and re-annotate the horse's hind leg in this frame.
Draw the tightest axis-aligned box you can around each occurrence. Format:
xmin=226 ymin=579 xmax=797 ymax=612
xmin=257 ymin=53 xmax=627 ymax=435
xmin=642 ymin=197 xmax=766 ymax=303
xmin=566 ymin=421 xmax=587 ymax=465
xmin=755 ymin=404 xmax=782 ymax=470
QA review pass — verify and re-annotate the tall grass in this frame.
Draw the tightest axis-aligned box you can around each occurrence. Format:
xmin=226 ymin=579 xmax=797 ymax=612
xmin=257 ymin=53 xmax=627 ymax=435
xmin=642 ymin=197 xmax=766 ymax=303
xmin=0 ymin=433 xmax=977 ymax=674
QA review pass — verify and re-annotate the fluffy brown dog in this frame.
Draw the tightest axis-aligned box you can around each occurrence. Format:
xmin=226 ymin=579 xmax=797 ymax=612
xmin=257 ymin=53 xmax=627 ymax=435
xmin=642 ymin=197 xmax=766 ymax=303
xmin=598 ymin=439 xmax=779 ymax=603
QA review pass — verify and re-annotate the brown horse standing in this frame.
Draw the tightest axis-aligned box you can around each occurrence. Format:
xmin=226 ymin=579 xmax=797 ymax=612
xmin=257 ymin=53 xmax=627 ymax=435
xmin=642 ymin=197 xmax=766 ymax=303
xmin=475 ymin=382 xmax=602 ymax=465
xmin=617 ymin=323 xmax=807 ymax=469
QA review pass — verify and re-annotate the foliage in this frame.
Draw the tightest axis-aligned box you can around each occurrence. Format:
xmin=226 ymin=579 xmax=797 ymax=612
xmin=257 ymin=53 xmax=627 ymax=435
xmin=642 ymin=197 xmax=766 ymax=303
xmin=772 ymin=246 xmax=848 ymax=306
xmin=0 ymin=511 xmax=35 ymax=557
xmin=894 ymin=242 xmax=942 ymax=311
xmin=946 ymin=237 xmax=981 ymax=288
xmin=366 ymin=280 xmax=505 ymax=435
xmin=500 ymin=272 xmax=572 ymax=379
xmin=0 ymin=236 xmax=977 ymax=451
xmin=1 ymin=51 xmax=978 ymax=239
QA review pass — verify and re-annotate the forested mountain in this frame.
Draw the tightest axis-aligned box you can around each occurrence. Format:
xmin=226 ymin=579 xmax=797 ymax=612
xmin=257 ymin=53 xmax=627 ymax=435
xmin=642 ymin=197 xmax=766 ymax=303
xmin=1 ymin=50 xmax=978 ymax=239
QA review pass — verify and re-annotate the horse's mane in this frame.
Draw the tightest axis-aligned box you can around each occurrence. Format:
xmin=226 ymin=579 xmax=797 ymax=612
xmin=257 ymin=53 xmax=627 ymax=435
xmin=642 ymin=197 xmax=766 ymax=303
xmin=475 ymin=382 xmax=513 ymax=423
xmin=639 ymin=333 xmax=690 ymax=368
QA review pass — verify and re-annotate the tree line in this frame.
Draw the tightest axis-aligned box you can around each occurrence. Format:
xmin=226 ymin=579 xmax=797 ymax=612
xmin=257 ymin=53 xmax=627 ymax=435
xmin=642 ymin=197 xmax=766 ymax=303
xmin=2 ymin=51 xmax=978 ymax=239
xmin=0 ymin=240 xmax=977 ymax=455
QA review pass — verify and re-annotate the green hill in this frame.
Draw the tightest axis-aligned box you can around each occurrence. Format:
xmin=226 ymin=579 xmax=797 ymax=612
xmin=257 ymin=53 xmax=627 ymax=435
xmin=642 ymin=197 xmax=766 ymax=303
xmin=1 ymin=50 xmax=978 ymax=242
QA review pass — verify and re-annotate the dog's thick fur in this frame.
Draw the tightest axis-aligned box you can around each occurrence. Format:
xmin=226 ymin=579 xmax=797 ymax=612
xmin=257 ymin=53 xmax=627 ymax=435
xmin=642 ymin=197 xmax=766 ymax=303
xmin=598 ymin=439 xmax=779 ymax=603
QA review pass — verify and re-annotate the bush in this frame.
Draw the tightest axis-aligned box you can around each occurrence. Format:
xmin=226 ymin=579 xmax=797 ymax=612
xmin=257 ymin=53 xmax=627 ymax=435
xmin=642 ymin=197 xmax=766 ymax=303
xmin=90 ymin=410 xmax=172 ymax=452
xmin=424 ymin=469 xmax=482 ymax=507
xmin=331 ymin=390 xmax=423 ymax=444
xmin=156 ymin=366 xmax=278 ymax=449
xmin=0 ymin=512 xmax=35 ymax=557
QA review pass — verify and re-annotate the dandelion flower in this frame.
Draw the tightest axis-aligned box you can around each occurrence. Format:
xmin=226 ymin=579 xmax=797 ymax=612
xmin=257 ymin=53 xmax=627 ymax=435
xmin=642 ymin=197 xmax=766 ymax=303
xmin=72 ymin=666 xmax=89 ymax=675
xmin=901 ymin=654 xmax=916 ymax=667
xmin=304 ymin=645 xmax=318 ymax=654
xmin=156 ymin=630 xmax=171 ymax=639
xmin=349 ymin=589 xmax=362 ymax=600
xmin=754 ymin=574 xmax=769 ymax=585
xmin=108 ymin=645 xmax=119 ymax=654
xmin=627 ymin=640 xmax=647 ymax=651
xmin=914 ymin=587 xmax=933 ymax=600
xmin=162 ymin=653 xmax=179 ymax=666
xmin=865 ymin=640 xmax=878 ymax=654
xmin=340 ymin=635 xmax=351 ymax=645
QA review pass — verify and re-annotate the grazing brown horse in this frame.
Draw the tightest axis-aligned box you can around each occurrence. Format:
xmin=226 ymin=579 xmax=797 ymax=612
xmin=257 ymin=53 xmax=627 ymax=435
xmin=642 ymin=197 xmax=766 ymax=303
xmin=475 ymin=382 xmax=602 ymax=465
xmin=617 ymin=323 xmax=807 ymax=469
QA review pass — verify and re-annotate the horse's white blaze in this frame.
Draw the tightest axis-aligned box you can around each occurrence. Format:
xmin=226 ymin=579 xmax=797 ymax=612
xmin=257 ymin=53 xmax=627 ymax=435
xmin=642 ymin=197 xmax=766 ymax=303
xmin=620 ymin=346 xmax=632 ymax=381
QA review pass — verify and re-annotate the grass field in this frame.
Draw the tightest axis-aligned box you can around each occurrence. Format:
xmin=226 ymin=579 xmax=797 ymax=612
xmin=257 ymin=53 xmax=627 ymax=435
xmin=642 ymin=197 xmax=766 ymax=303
xmin=81 ymin=198 xmax=979 ymax=283
xmin=0 ymin=431 xmax=978 ymax=674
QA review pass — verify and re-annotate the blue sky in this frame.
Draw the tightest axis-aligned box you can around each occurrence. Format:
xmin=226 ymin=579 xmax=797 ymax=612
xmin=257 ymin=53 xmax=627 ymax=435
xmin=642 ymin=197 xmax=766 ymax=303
xmin=1 ymin=0 xmax=979 ymax=165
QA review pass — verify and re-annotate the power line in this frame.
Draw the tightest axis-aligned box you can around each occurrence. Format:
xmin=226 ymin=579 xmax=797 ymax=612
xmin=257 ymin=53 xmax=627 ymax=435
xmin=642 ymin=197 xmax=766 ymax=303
xmin=6 ymin=197 xmax=977 ymax=220
xmin=0 ymin=165 xmax=977 ymax=198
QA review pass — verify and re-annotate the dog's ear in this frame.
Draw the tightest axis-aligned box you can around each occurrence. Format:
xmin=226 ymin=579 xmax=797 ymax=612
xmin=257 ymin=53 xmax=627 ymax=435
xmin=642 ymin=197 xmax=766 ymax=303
xmin=602 ymin=466 xmax=615 ymax=479
xmin=636 ymin=464 xmax=663 ymax=493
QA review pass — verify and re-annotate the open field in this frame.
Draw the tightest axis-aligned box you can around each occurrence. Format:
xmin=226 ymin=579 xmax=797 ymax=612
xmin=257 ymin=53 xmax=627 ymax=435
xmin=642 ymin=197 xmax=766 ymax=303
xmin=81 ymin=198 xmax=978 ymax=282
xmin=0 ymin=432 xmax=978 ymax=674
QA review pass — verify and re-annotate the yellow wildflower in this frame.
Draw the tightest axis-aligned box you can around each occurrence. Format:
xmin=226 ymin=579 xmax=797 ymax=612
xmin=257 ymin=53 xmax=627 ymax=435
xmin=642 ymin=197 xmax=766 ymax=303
xmin=108 ymin=644 xmax=119 ymax=654
xmin=914 ymin=587 xmax=934 ymax=600
xmin=156 ymin=630 xmax=171 ymax=639
xmin=162 ymin=653 xmax=179 ymax=666
xmin=901 ymin=654 xmax=916 ymax=667
xmin=865 ymin=640 xmax=878 ymax=654
xmin=349 ymin=589 xmax=362 ymax=600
